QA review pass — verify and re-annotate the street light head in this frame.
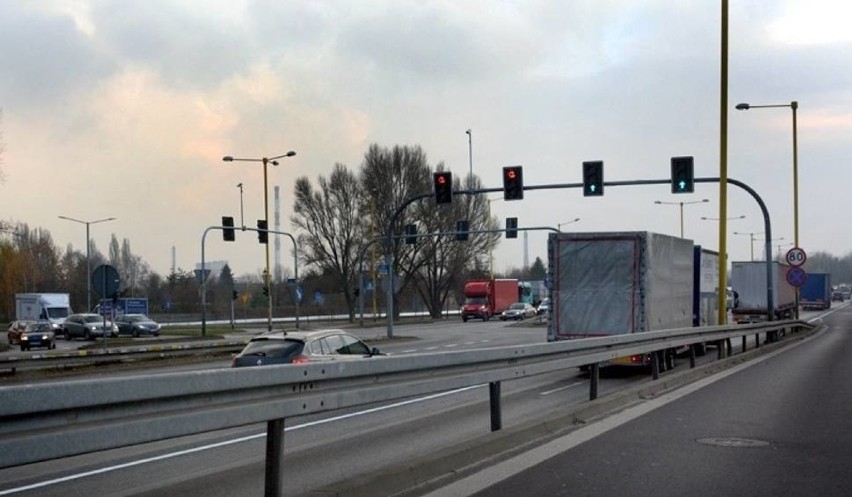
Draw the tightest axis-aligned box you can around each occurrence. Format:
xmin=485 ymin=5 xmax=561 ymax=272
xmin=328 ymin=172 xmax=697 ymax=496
xmin=271 ymin=160 xmax=279 ymax=166
xmin=222 ymin=156 xmax=234 ymax=162
xmin=285 ymin=151 xmax=296 ymax=157
xmin=701 ymin=198 xmax=709 ymax=203
xmin=735 ymin=103 xmax=750 ymax=110
xmin=654 ymin=200 xmax=662 ymax=204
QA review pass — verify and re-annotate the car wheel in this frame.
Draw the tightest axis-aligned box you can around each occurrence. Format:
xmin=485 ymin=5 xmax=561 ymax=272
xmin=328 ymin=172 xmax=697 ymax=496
xmin=84 ymin=330 xmax=92 ymax=341
xmin=21 ymin=344 xmax=27 ymax=351
xmin=132 ymin=329 xmax=139 ymax=337
xmin=462 ymin=316 xmax=468 ymax=322
xmin=50 ymin=342 xmax=56 ymax=350
xmin=64 ymin=330 xmax=71 ymax=341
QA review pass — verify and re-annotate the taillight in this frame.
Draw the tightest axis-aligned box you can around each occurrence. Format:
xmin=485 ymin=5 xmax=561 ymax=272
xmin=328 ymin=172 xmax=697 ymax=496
xmin=291 ymin=355 xmax=310 ymax=364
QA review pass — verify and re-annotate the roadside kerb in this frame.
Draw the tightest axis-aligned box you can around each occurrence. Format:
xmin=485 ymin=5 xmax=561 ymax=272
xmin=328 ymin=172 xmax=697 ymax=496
xmin=0 ymin=339 xmax=249 ymax=374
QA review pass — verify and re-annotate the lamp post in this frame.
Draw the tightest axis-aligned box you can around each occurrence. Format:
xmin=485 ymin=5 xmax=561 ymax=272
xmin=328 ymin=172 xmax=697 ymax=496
xmin=465 ymin=129 xmax=472 ymax=178
xmin=223 ymin=151 xmax=296 ymax=332
xmin=557 ymin=218 xmax=580 ymax=231
xmin=701 ymin=215 xmax=746 ymax=222
xmin=654 ymin=199 xmax=709 ymax=238
xmin=733 ymin=231 xmax=764 ymax=261
xmin=735 ymin=101 xmax=799 ymax=247
xmin=58 ymin=216 xmax=116 ymax=311
xmin=236 ymin=183 xmax=245 ymax=229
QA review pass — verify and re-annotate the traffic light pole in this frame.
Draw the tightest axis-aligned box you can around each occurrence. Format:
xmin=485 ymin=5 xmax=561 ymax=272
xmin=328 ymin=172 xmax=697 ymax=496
xmin=384 ymin=176 xmax=774 ymax=339
xmin=201 ymin=225 xmax=301 ymax=337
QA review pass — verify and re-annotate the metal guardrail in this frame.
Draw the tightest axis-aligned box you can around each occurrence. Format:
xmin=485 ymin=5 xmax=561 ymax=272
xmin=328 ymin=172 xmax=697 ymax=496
xmin=0 ymin=320 xmax=811 ymax=496
xmin=0 ymin=340 xmax=247 ymax=373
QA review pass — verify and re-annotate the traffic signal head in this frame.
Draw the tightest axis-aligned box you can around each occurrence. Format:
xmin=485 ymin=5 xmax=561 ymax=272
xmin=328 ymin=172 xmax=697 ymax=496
xmin=583 ymin=161 xmax=604 ymax=196
xmin=506 ymin=217 xmax=518 ymax=239
xmin=456 ymin=220 xmax=469 ymax=241
xmin=434 ymin=171 xmax=453 ymax=204
xmin=257 ymin=219 xmax=268 ymax=244
xmin=503 ymin=166 xmax=524 ymax=200
xmin=232 ymin=290 xmax=238 ymax=300
xmin=404 ymin=224 xmax=417 ymax=245
xmin=671 ymin=156 xmax=695 ymax=193
xmin=222 ymin=216 xmax=235 ymax=242
xmin=262 ymin=286 xmax=269 ymax=297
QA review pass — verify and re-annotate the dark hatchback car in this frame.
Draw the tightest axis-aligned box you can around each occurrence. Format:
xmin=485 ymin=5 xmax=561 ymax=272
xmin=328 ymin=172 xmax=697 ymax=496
xmin=20 ymin=322 xmax=56 ymax=351
xmin=114 ymin=314 xmax=161 ymax=337
xmin=232 ymin=330 xmax=384 ymax=367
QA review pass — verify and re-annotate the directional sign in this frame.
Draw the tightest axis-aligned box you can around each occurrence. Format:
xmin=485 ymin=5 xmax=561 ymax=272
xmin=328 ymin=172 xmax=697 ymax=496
xmin=785 ymin=247 xmax=807 ymax=267
xmin=786 ymin=266 xmax=807 ymax=288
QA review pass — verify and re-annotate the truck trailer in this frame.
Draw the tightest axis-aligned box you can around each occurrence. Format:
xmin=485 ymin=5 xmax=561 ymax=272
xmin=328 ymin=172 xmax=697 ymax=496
xmin=799 ymin=273 xmax=832 ymax=310
xmin=461 ymin=279 xmax=518 ymax=322
xmin=547 ymin=231 xmax=694 ymax=366
xmin=730 ymin=261 xmax=796 ymax=323
xmin=15 ymin=293 xmax=72 ymax=332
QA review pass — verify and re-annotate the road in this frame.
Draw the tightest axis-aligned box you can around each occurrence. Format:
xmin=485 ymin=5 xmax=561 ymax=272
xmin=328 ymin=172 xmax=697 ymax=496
xmin=426 ymin=303 xmax=852 ymax=497
xmin=0 ymin=309 xmax=834 ymax=496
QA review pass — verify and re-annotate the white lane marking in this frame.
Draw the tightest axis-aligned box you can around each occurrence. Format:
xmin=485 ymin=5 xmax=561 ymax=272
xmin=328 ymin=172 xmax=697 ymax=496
xmin=444 ymin=344 xmax=458 ymax=348
xmin=402 ymin=349 xmax=419 ymax=353
xmin=426 ymin=346 xmax=439 ymax=350
xmin=0 ymin=385 xmax=485 ymax=496
xmin=540 ymin=381 xmax=585 ymax=396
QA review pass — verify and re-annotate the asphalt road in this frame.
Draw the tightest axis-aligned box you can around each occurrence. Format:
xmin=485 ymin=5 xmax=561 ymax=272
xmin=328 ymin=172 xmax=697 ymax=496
xmin=427 ymin=304 xmax=852 ymax=497
xmin=0 ymin=309 xmax=834 ymax=496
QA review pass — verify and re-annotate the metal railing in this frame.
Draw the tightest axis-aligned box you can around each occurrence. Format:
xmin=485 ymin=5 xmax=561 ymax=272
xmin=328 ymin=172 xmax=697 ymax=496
xmin=0 ymin=319 xmax=811 ymax=496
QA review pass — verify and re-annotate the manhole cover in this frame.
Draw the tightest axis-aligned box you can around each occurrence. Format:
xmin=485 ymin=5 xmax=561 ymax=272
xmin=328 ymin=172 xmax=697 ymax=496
xmin=697 ymin=437 xmax=770 ymax=448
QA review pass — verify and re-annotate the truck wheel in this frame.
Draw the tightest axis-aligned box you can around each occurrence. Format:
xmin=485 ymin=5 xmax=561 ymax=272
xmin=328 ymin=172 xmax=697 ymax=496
xmin=484 ymin=314 xmax=490 ymax=322
xmin=462 ymin=316 xmax=468 ymax=323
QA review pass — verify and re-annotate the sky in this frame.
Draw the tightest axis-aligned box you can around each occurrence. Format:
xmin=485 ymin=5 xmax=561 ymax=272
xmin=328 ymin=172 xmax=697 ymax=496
xmin=1 ymin=0 xmax=851 ymax=281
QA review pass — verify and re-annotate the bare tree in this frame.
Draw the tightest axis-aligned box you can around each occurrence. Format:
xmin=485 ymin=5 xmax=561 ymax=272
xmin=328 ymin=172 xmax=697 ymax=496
xmin=291 ymin=163 xmax=366 ymax=321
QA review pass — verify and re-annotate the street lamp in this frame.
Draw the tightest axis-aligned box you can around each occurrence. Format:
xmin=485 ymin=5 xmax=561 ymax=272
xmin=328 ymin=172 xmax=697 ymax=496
xmin=654 ymin=199 xmax=709 ymax=238
xmin=733 ymin=231 xmax=764 ymax=261
xmin=223 ymin=150 xmax=296 ymax=332
xmin=465 ymin=129 xmax=472 ymax=178
xmin=557 ymin=218 xmax=580 ymax=231
xmin=735 ymin=101 xmax=799 ymax=247
xmin=701 ymin=215 xmax=746 ymax=221
xmin=58 ymin=216 xmax=116 ymax=311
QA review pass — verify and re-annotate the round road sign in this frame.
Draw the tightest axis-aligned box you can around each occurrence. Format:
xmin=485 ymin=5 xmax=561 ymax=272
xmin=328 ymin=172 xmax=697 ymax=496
xmin=785 ymin=247 xmax=807 ymax=267
xmin=786 ymin=266 xmax=807 ymax=288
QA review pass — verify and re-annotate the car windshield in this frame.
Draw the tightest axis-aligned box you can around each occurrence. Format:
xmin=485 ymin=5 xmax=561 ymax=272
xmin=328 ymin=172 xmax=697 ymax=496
xmin=127 ymin=315 xmax=149 ymax=322
xmin=84 ymin=315 xmax=104 ymax=323
xmin=509 ymin=303 xmax=525 ymax=310
xmin=464 ymin=297 xmax=487 ymax=305
xmin=240 ymin=339 xmax=304 ymax=358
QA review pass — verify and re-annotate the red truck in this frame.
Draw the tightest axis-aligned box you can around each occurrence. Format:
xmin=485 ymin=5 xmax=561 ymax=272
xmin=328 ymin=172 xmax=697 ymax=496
xmin=461 ymin=279 xmax=518 ymax=322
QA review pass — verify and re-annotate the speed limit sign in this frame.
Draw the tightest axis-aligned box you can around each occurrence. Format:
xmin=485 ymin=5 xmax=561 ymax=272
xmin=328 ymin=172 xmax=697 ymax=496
xmin=786 ymin=247 xmax=807 ymax=267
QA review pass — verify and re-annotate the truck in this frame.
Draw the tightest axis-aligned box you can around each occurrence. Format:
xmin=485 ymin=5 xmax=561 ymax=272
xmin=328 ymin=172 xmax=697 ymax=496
xmin=799 ymin=273 xmax=832 ymax=310
xmin=461 ymin=279 xmax=518 ymax=322
xmin=547 ymin=231 xmax=694 ymax=367
xmin=692 ymin=247 xmax=721 ymax=356
xmin=96 ymin=297 xmax=150 ymax=317
xmin=519 ymin=280 xmax=547 ymax=306
xmin=15 ymin=293 xmax=72 ymax=332
xmin=730 ymin=261 xmax=796 ymax=323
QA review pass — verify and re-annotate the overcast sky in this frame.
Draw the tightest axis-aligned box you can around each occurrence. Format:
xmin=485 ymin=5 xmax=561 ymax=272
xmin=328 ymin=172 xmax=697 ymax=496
xmin=1 ymin=0 xmax=850 ymax=280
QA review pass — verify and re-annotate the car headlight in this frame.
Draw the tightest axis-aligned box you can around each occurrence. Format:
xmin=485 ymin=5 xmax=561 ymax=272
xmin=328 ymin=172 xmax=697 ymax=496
xmin=21 ymin=336 xmax=28 ymax=341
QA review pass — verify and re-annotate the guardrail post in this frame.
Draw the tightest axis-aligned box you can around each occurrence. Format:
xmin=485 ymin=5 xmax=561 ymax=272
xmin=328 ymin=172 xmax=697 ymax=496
xmin=755 ymin=333 xmax=760 ymax=348
xmin=742 ymin=336 xmax=747 ymax=353
xmin=689 ymin=345 xmax=696 ymax=369
xmin=489 ymin=382 xmax=502 ymax=431
xmin=589 ymin=364 xmax=600 ymax=400
xmin=265 ymin=418 xmax=286 ymax=497
xmin=717 ymin=340 xmax=724 ymax=359
xmin=652 ymin=352 xmax=660 ymax=380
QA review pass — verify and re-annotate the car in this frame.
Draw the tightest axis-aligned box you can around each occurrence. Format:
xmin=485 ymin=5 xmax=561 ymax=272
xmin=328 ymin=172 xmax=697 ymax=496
xmin=7 ymin=320 xmax=34 ymax=345
xmin=500 ymin=302 xmax=537 ymax=321
xmin=62 ymin=313 xmax=119 ymax=341
xmin=832 ymin=291 xmax=844 ymax=302
xmin=114 ymin=314 xmax=161 ymax=337
xmin=232 ymin=329 xmax=384 ymax=367
xmin=20 ymin=322 xmax=55 ymax=351
xmin=537 ymin=298 xmax=551 ymax=316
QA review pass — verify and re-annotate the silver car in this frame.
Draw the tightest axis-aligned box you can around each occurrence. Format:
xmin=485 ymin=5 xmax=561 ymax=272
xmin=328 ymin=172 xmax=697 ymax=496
xmin=500 ymin=302 xmax=537 ymax=321
xmin=62 ymin=313 xmax=119 ymax=341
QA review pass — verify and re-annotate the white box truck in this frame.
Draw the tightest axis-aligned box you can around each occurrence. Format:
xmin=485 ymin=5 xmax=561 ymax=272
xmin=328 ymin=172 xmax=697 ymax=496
xmin=15 ymin=293 xmax=72 ymax=332
xmin=730 ymin=261 xmax=796 ymax=323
